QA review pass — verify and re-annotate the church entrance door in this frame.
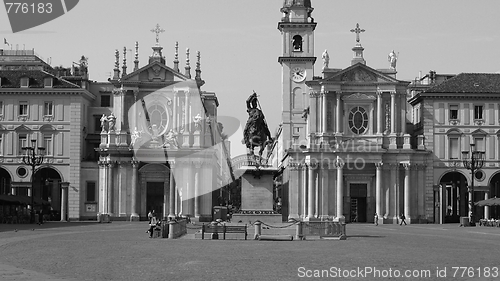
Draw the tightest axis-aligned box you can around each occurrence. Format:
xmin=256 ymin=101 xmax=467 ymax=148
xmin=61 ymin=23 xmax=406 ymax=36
xmin=350 ymin=183 xmax=367 ymax=222
xmin=146 ymin=182 xmax=164 ymax=216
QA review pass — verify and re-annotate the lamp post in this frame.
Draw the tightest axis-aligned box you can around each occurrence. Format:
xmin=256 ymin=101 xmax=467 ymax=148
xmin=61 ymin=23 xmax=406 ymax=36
xmin=22 ymin=139 xmax=45 ymax=224
xmin=461 ymin=143 xmax=485 ymax=226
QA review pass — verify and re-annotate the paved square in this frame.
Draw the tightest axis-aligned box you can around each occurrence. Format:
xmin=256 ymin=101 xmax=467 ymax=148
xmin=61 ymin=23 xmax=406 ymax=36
xmin=0 ymin=222 xmax=499 ymax=280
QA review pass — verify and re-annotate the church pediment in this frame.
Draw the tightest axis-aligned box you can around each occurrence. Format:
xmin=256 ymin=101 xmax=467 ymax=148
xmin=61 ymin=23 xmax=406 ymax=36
xmin=323 ymin=63 xmax=400 ymax=84
xmin=121 ymin=62 xmax=188 ymax=83
xmin=342 ymin=93 xmax=376 ymax=100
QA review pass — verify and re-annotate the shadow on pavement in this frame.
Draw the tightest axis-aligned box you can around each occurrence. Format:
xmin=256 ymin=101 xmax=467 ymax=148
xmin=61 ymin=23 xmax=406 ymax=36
xmin=0 ymin=221 xmax=100 ymax=232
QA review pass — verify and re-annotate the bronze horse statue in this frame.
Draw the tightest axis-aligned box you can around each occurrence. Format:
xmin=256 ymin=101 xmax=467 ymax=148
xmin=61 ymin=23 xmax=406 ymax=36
xmin=243 ymin=92 xmax=273 ymax=165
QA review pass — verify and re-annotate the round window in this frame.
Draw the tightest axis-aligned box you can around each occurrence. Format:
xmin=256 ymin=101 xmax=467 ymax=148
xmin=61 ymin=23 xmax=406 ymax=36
xmin=147 ymin=103 xmax=169 ymax=136
xmin=17 ymin=167 xmax=28 ymax=178
xmin=348 ymin=106 xmax=368 ymax=134
xmin=474 ymin=170 xmax=485 ymax=182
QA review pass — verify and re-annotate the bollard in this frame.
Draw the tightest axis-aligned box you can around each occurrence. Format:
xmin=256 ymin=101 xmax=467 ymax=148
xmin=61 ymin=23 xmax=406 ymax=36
xmin=168 ymin=220 xmax=176 ymax=239
xmin=296 ymin=221 xmax=303 ymax=240
xmin=254 ymin=221 xmax=262 ymax=240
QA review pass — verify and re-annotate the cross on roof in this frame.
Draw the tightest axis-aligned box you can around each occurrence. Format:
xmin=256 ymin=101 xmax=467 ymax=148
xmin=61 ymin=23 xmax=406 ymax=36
xmin=350 ymin=23 xmax=365 ymax=43
xmin=151 ymin=24 xmax=165 ymax=44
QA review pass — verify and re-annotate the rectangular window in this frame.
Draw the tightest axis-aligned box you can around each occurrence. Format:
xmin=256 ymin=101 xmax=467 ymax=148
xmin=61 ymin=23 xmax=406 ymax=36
xmin=474 ymin=105 xmax=483 ymax=119
xmin=20 ymin=77 xmax=29 ymax=88
xmin=94 ymin=116 xmax=101 ymax=132
xmin=475 ymin=138 xmax=485 ymax=152
xmin=86 ymin=182 xmax=96 ymax=202
xmin=0 ymin=134 xmax=3 ymax=156
xmin=0 ymin=101 xmax=3 ymax=116
xmin=44 ymin=101 xmax=53 ymax=116
xmin=18 ymin=134 xmax=27 ymax=155
xmin=44 ymin=135 xmax=53 ymax=156
xmin=44 ymin=77 xmax=53 ymax=88
xmin=19 ymin=101 xmax=28 ymax=116
xmin=449 ymin=105 xmax=458 ymax=120
xmin=449 ymin=138 xmax=459 ymax=159
xmin=101 ymin=95 xmax=111 ymax=107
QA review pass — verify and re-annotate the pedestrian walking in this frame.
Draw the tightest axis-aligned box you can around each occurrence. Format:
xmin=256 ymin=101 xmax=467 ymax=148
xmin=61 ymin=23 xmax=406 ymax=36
xmin=374 ymin=213 xmax=379 ymax=226
xmin=400 ymin=213 xmax=407 ymax=226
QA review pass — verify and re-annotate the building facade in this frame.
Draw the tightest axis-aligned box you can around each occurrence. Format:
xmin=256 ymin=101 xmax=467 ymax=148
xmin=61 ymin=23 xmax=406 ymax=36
xmin=409 ymin=73 xmax=500 ymax=223
xmin=0 ymin=30 xmax=230 ymax=222
xmin=270 ymin=0 xmax=500 ymax=224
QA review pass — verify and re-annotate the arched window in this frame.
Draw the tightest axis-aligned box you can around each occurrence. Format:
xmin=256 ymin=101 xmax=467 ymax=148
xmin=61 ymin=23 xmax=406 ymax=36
xmin=292 ymin=35 xmax=303 ymax=52
xmin=348 ymin=106 xmax=368 ymax=135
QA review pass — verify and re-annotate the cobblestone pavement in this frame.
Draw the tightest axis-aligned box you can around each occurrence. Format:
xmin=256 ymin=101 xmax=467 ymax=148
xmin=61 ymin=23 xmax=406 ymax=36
xmin=0 ymin=221 xmax=499 ymax=280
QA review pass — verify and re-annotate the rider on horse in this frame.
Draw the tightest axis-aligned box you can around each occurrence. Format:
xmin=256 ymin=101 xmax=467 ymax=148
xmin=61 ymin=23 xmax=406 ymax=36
xmin=243 ymin=92 xmax=273 ymax=158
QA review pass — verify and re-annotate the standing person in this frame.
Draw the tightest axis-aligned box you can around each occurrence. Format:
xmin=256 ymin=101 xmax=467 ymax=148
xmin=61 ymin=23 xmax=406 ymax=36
xmin=374 ymin=213 xmax=379 ymax=226
xmin=400 ymin=213 xmax=407 ymax=226
xmin=148 ymin=213 xmax=158 ymax=238
xmin=147 ymin=209 xmax=154 ymax=222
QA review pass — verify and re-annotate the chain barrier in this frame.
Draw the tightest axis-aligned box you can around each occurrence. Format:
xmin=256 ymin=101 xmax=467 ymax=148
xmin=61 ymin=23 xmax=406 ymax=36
xmin=304 ymin=221 xmax=342 ymax=230
xmin=185 ymin=224 xmax=204 ymax=230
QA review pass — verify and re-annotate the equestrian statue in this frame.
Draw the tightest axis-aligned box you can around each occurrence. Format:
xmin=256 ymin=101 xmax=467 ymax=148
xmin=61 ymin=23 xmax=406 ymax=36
xmin=243 ymin=92 xmax=273 ymax=165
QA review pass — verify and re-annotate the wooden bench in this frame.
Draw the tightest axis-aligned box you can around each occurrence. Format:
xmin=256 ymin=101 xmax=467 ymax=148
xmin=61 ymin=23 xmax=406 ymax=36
xmin=201 ymin=224 xmax=247 ymax=240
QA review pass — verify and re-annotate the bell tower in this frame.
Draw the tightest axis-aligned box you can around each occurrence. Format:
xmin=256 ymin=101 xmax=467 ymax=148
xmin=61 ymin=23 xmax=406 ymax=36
xmin=278 ymin=0 xmax=316 ymax=146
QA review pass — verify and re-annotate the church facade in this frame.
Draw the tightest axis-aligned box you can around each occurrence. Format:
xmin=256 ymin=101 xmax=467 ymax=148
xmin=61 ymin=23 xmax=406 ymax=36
xmin=0 ymin=26 xmax=230 ymax=222
xmin=272 ymin=0 xmax=434 ymax=224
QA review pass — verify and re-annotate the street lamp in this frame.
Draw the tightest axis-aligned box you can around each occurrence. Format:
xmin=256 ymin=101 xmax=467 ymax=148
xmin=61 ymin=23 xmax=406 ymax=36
xmin=22 ymin=139 xmax=45 ymax=224
xmin=461 ymin=143 xmax=485 ymax=226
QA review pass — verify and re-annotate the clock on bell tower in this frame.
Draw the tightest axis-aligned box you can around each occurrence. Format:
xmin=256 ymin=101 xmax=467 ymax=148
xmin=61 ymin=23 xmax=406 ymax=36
xmin=278 ymin=0 xmax=316 ymax=144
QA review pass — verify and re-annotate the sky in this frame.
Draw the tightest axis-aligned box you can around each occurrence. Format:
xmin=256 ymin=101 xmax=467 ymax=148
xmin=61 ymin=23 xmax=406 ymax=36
xmin=1 ymin=0 xmax=500 ymax=157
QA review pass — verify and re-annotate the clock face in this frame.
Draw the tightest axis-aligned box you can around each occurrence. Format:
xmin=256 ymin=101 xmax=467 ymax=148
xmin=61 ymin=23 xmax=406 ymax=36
xmin=291 ymin=67 xmax=306 ymax=82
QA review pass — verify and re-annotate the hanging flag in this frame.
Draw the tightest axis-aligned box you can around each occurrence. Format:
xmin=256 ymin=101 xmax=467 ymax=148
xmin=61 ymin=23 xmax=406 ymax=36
xmin=3 ymin=38 xmax=9 ymax=46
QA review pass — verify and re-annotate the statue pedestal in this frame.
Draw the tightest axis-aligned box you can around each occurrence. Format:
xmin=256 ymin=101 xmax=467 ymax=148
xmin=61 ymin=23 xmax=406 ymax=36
xmin=232 ymin=166 xmax=282 ymax=224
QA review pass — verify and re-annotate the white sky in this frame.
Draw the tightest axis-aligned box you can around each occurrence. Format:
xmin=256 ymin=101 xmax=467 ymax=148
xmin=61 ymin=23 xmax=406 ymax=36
xmin=2 ymin=0 xmax=500 ymax=157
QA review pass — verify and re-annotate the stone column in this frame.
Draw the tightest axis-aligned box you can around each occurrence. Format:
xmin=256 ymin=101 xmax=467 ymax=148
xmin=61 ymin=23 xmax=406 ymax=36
xmin=307 ymin=163 xmax=316 ymax=219
xmin=99 ymin=160 xmax=108 ymax=214
xmin=320 ymin=163 xmax=329 ymax=219
xmin=187 ymin=164 xmax=194 ymax=216
xmin=302 ymin=164 xmax=308 ymax=218
xmin=336 ymin=92 xmax=341 ymax=134
xmin=118 ymin=162 xmax=127 ymax=217
xmin=172 ymin=91 xmax=178 ymax=132
xmin=403 ymin=163 xmax=411 ymax=222
xmin=194 ymin=162 xmax=201 ymax=218
xmin=484 ymin=192 xmax=490 ymax=220
xmin=60 ymin=182 xmax=69 ymax=222
xmin=288 ymin=163 xmax=300 ymax=219
xmin=375 ymin=162 xmax=383 ymax=219
xmin=182 ymin=91 xmax=191 ymax=147
xmin=309 ymin=92 xmax=318 ymax=136
xmin=168 ymin=163 xmax=176 ymax=218
xmin=389 ymin=163 xmax=397 ymax=221
xmin=321 ymin=90 xmax=328 ymax=133
xmin=107 ymin=161 xmax=114 ymax=216
xmin=390 ymin=91 xmax=396 ymax=134
xmin=163 ymin=178 xmax=168 ymax=220
xmin=335 ymin=157 xmax=345 ymax=222
xmin=377 ymin=91 xmax=383 ymax=134
xmin=130 ymin=160 xmax=139 ymax=221
xmin=400 ymin=93 xmax=406 ymax=134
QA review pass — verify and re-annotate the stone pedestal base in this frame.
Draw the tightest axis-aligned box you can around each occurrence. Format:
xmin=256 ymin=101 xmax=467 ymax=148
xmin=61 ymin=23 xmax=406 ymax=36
xmin=232 ymin=214 xmax=282 ymax=224
xmin=130 ymin=214 xmax=140 ymax=221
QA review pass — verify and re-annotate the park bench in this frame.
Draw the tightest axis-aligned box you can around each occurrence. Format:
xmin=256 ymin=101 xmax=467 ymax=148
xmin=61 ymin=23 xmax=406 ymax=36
xmin=201 ymin=224 xmax=247 ymax=240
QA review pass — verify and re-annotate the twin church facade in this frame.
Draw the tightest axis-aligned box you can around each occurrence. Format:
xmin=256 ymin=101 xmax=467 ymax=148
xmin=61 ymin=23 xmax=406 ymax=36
xmin=1 ymin=1 xmax=499 ymax=224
